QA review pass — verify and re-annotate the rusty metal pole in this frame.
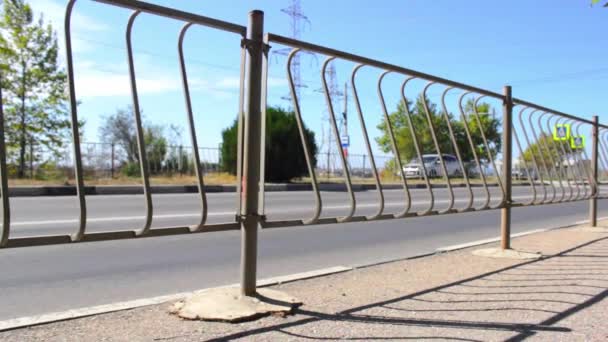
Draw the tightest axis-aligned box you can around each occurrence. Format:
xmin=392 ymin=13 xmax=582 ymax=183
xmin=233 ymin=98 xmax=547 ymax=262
xmin=501 ymin=86 xmax=513 ymax=250
xmin=240 ymin=10 xmax=264 ymax=296
xmin=590 ymin=115 xmax=599 ymax=227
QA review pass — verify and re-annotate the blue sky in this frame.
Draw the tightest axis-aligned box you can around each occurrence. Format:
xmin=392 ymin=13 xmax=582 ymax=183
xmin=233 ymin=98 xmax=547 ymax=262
xmin=28 ymin=0 xmax=607 ymax=164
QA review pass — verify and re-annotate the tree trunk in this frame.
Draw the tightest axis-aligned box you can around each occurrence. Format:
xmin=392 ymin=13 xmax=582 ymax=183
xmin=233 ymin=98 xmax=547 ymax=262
xmin=17 ymin=62 xmax=27 ymax=178
xmin=18 ymin=114 xmax=26 ymax=178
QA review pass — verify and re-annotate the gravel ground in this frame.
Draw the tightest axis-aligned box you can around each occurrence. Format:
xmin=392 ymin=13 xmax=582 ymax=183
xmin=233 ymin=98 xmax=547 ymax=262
xmin=1 ymin=226 xmax=607 ymax=342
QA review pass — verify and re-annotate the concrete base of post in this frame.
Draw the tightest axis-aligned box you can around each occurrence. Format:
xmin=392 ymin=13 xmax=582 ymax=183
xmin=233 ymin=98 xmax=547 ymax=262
xmin=472 ymin=247 xmax=542 ymax=260
xmin=579 ymin=226 xmax=608 ymax=233
xmin=169 ymin=287 xmax=302 ymax=322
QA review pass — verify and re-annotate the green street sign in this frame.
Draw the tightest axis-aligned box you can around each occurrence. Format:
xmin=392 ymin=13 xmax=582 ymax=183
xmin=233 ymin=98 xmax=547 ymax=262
xmin=553 ymin=124 xmax=570 ymax=141
xmin=570 ymin=135 xmax=585 ymax=149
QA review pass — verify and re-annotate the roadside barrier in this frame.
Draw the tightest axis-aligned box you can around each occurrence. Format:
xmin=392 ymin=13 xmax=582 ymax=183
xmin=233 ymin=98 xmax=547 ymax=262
xmin=0 ymin=0 xmax=604 ymax=297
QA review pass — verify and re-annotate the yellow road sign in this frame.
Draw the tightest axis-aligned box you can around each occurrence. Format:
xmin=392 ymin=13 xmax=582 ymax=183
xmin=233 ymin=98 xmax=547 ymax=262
xmin=553 ymin=124 xmax=570 ymax=141
xmin=570 ymin=135 xmax=585 ymax=149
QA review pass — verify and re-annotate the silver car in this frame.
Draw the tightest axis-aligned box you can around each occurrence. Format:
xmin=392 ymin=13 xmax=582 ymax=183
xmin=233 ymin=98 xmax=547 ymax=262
xmin=403 ymin=154 xmax=462 ymax=178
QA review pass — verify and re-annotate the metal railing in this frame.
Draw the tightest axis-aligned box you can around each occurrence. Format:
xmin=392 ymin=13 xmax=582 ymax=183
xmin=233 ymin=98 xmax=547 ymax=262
xmin=9 ymin=142 xmax=223 ymax=181
xmin=0 ymin=0 xmax=605 ymax=298
xmin=7 ymin=141 xmax=390 ymax=183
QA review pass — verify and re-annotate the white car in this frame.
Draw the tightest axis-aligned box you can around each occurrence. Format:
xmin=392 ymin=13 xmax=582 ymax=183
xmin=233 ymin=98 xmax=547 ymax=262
xmin=402 ymin=154 xmax=462 ymax=178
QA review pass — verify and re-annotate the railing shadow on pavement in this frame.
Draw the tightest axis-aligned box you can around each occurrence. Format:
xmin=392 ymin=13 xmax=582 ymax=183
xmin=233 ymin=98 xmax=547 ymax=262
xmin=205 ymin=236 xmax=608 ymax=342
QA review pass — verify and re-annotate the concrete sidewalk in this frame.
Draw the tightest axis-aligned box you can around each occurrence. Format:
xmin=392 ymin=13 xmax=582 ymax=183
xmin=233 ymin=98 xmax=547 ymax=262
xmin=1 ymin=226 xmax=607 ymax=341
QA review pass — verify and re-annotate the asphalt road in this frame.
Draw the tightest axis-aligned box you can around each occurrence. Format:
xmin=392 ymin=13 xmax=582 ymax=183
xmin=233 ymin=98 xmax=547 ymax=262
xmin=0 ymin=186 xmax=606 ymax=321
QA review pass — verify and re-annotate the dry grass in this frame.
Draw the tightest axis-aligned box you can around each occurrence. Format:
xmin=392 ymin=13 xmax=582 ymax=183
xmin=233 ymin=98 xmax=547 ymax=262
xmin=8 ymin=172 xmax=530 ymax=187
xmin=7 ymin=172 xmax=238 ymax=187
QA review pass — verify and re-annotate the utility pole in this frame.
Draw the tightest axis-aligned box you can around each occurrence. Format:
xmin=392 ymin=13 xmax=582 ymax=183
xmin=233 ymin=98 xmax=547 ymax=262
xmin=319 ymin=64 xmax=343 ymax=178
xmin=273 ymin=0 xmax=313 ymax=103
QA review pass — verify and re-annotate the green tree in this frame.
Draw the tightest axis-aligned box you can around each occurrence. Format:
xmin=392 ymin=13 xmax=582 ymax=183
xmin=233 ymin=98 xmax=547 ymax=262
xmin=99 ymin=107 xmax=168 ymax=176
xmin=0 ymin=0 xmax=72 ymax=178
xmin=591 ymin=0 xmax=608 ymax=7
xmin=463 ymin=99 xmax=501 ymax=160
xmin=99 ymin=108 xmax=138 ymax=163
xmin=376 ymin=95 xmax=501 ymax=166
xmin=519 ymin=133 xmax=575 ymax=174
xmin=144 ymin=125 xmax=167 ymax=175
xmin=221 ymin=106 xmax=318 ymax=182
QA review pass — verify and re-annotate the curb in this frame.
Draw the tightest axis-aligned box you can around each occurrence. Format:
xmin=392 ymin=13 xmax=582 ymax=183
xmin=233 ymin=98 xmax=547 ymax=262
xmin=0 ymin=266 xmax=352 ymax=332
xmin=435 ymin=229 xmax=552 ymax=252
xmin=0 ymin=220 xmax=587 ymax=332
xmin=433 ymin=217 xmax=608 ymax=253
xmin=5 ymin=182 xmax=529 ymax=197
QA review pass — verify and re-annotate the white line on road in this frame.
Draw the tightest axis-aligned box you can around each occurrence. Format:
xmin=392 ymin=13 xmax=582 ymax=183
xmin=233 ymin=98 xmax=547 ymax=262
xmin=10 ymin=195 xmax=534 ymax=227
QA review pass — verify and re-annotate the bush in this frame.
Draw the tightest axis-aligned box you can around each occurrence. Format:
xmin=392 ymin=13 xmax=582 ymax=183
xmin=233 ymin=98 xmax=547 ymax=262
xmin=121 ymin=162 xmax=140 ymax=177
xmin=220 ymin=106 xmax=318 ymax=182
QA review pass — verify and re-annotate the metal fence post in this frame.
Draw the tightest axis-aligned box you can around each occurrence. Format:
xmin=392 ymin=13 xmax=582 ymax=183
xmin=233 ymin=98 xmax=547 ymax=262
xmin=240 ymin=10 xmax=264 ymax=296
xmin=111 ymin=143 xmax=115 ymax=179
xmin=590 ymin=115 xmax=599 ymax=227
xmin=0 ymin=74 xmax=11 ymax=247
xmin=501 ymin=85 xmax=513 ymax=250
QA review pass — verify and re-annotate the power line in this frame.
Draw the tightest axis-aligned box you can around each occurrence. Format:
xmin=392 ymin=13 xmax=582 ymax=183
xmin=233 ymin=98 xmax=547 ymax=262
xmin=272 ymin=0 xmax=316 ymax=102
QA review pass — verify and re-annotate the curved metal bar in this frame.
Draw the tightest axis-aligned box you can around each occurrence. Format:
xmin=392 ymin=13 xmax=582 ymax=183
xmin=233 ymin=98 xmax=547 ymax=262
xmin=597 ymin=130 xmax=608 ymax=182
xmin=93 ymin=0 xmax=246 ymax=35
xmin=64 ymin=0 xmax=87 ymax=241
xmin=567 ymin=121 xmax=587 ymax=199
xmin=518 ymin=107 xmax=546 ymax=204
xmin=321 ymin=57 xmax=356 ymax=222
xmin=583 ymin=122 xmax=598 ymax=199
xmin=568 ymin=120 xmax=587 ymax=200
xmin=574 ymin=121 xmax=595 ymax=199
xmin=563 ymin=119 xmax=584 ymax=200
xmin=567 ymin=119 xmax=584 ymax=200
xmin=458 ymin=92 xmax=491 ymax=210
xmin=351 ymin=64 xmax=384 ymax=219
xmin=544 ymin=113 xmax=569 ymax=202
xmin=511 ymin=105 xmax=536 ymax=206
xmin=599 ymin=130 xmax=608 ymax=198
xmin=512 ymin=99 xmax=598 ymax=126
xmin=0 ymin=75 xmax=10 ymax=247
xmin=538 ymin=112 xmax=565 ymax=203
xmin=259 ymin=34 xmax=270 ymax=216
xmin=235 ymin=46 xmax=246 ymax=216
xmin=401 ymin=76 xmax=434 ymax=215
xmin=267 ymin=33 xmax=505 ymax=100
xmin=527 ymin=109 xmax=555 ymax=203
xmin=287 ymin=49 xmax=321 ymax=224
xmin=126 ymin=10 xmax=153 ymax=235
xmin=597 ymin=130 xmax=608 ymax=194
xmin=598 ymin=130 xmax=608 ymax=190
xmin=422 ymin=82 xmax=454 ymax=214
xmin=178 ymin=22 xmax=207 ymax=231
xmin=441 ymin=87 xmax=473 ymax=211
xmin=472 ymin=95 xmax=505 ymax=208
xmin=377 ymin=71 xmax=411 ymax=217
xmin=577 ymin=122 xmax=593 ymax=199
xmin=550 ymin=115 xmax=575 ymax=202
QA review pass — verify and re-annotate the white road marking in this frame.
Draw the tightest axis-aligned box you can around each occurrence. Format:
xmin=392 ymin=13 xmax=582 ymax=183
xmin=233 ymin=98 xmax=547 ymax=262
xmin=8 ymin=195 xmax=535 ymax=227
xmin=10 ymin=213 xmax=220 ymax=226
